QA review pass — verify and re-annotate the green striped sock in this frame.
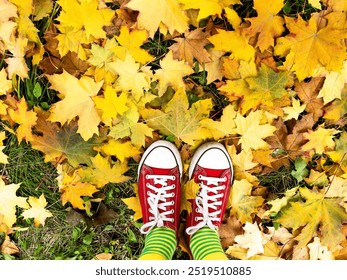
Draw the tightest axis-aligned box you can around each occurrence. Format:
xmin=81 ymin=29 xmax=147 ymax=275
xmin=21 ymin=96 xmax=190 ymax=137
xmin=190 ymin=227 xmax=225 ymax=260
xmin=140 ymin=227 xmax=177 ymax=260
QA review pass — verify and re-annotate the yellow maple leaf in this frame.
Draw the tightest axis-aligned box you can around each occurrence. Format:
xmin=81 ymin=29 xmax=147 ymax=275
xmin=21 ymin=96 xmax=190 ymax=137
xmin=8 ymin=97 xmax=37 ymax=142
xmin=325 ymin=176 xmax=347 ymax=212
xmin=0 ymin=20 xmax=17 ymax=51
xmin=181 ymin=179 xmax=201 ymax=213
xmin=233 ymin=110 xmax=276 ymax=151
xmin=122 ymin=183 xmax=142 ymax=221
xmin=81 ymin=153 xmax=131 ymax=188
xmin=263 ymin=187 xmax=298 ymax=217
xmin=327 ymin=132 xmax=347 ymax=173
xmin=154 ymin=50 xmax=194 ymax=96
xmin=99 ymin=139 xmax=140 ymax=162
xmin=126 ymin=0 xmax=189 ymax=37
xmin=0 ymin=178 xmax=29 ymax=228
xmin=317 ymin=61 xmax=347 ymax=104
xmin=208 ymin=29 xmax=255 ymax=62
xmin=308 ymin=0 xmax=322 ymax=9
xmin=178 ymin=0 xmax=238 ymax=21
xmin=61 ymin=181 xmax=98 ymax=210
xmin=0 ymin=0 xmax=18 ymax=22
xmin=304 ymin=169 xmax=329 ymax=187
xmin=229 ymin=179 xmax=264 ymax=223
xmin=141 ymin=88 xmax=213 ymax=146
xmin=275 ymin=16 xmax=347 ymax=80
xmin=200 ymin=104 xmax=237 ymax=140
xmin=229 ymin=222 xmax=272 ymax=258
xmin=277 ymin=187 xmax=347 ymax=249
xmin=245 ymin=0 xmax=285 ymax=51
xmin=93 ymin=86 xmax=128 ymax=126
xmin=282 ymin=98 xmax=306 ymax=121
xmin=32 ymin=0 xmax=53 ymax=21
xmin=227 ymin=145 xmax=258 ymax=172
xmin=108 ymin=102 xmax=153 ymax=148
xmin=5 ymin=36 xmax=29 ymax=78
xmin=88 ymin=38 xmax=121 ymax=72
xmin=323 ymin=87 xmax=347 ymax=121
xmin=9 ymin=0 xmax=32 ymax=16
xmin=115 ymin=25 xmax=153 ymax=64
xmin=302 ymin=125 xmax=339 ymax=154
xmin=47 ymin=71 xmax=103 ymax=141
xmin=56 ymin=26 xmax=89 ymax=60
xmin=203 ymin=49 xmax=225 ymax=84
xmin=22 ymin=194 xmax=53 ymax=227
xmin=0 ymin=131 xmax=8 ymax=164
xmin=224 ymin=6 xmax=241 ymax=28
xmin=0 ymin=68 xmax=12 ymax=95
xmin=56 ymin=0 xmax=114 ymax=40
xmin=109 ymin=52 xmax=151 ymax=101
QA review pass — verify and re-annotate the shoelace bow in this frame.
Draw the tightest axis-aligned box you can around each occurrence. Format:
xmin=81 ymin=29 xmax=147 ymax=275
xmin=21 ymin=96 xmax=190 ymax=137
xmin=186 ymin=175 xmax=227 ymax=235
xmin=140 ymin=174 xmax=176 ymax=234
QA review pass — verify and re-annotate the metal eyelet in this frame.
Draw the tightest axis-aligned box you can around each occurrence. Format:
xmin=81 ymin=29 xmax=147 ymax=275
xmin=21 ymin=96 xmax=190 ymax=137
xmin=145 ymin=175 xmax=149 ymax=179
xmin=171 ymin=193 xmax=175 ymax=197
xmin=198 ymin=175 xmax=203 ymax=180
xmin=171 ymin=201 xmax=174 ymax=205
xmin=147 ymin=191 xmax=151 ymax=195
xmin=171 ymin=209 xmax=174 ymax=214
xmin=194 ymin=217 xmax=199 ymax=222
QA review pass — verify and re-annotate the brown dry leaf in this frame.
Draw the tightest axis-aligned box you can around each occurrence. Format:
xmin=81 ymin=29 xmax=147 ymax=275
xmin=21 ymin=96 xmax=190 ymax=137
xmin=285 ymin=113 xmax=315 ymax=159
xmin=292 ymin=245 xmax=309 ymax=260
xmin=170 ymin=28 xmax=211 ymax=65
xmin=219 ymin=215 xmax=243 ymax=248
xmin=95 ymin=253 xmax=113 ymax=260
xmin=295 ymin=77 xmax=325 ymax=121
xmin=39 ymin=25 xmax=89 ymax=76
xmin=40 ymin=52 xmax=90 ymax=76
xmin=0 ymin=236 xmax=19 ymax=255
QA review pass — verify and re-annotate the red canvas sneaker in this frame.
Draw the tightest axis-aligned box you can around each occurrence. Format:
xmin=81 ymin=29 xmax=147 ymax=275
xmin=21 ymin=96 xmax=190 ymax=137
xmin=186 ymin=142 xmax=233 ymax=236
xmin=138 ymin=140 xmax=182 ymax=235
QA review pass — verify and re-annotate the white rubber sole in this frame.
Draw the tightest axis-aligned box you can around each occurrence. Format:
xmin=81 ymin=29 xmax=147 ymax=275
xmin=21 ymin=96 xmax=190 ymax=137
xmin=137 ymin=140 xmax=183 ymax=178
xmin=188 ymin=142 xmax=233 ymax=179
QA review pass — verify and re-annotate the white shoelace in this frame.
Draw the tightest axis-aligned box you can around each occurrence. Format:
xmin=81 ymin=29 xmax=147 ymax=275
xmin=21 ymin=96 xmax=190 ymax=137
xmin=140 ymin=175 xmax=176 ymax=234
xmin=186 ymin=175 xmax=227 ymax=235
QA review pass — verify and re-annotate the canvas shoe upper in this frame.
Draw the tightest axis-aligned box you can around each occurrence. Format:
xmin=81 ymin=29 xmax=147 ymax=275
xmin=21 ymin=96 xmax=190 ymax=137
xmin=138 ymin=140 xmax=182 ymax=234
xmin=185 ymin=142 xmax=233 ymax=236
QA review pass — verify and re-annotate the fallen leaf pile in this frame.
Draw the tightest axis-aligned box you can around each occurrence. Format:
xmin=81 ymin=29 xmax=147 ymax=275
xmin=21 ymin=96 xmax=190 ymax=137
xmin=0 ymin=0 xmax=347 ymax=259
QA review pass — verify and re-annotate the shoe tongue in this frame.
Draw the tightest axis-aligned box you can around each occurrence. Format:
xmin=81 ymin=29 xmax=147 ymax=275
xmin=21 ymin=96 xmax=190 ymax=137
xmin=144 ymin=164 xmax=177 ymax=176
xmin=195 ymin=165 xmax=228 ymax=179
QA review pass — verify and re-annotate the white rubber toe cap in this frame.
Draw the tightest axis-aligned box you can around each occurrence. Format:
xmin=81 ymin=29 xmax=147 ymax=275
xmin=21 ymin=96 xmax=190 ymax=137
xmin=138 ymin=140 xmax=183 ymax=176
xmin=189 ymin=142 xmax=232 ymax=178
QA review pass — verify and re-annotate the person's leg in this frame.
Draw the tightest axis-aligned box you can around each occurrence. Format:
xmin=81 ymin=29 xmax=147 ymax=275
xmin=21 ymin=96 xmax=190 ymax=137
xmin=137 ymin=140 xmax=182 ymax=260
xmin=185 ymin=142 xmax=233 ymax=260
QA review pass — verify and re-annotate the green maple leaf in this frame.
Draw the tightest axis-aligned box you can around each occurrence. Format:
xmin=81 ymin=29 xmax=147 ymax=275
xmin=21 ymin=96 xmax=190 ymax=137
xmin=277 ymin=187 xmax=347 ymax=249
xmin=141 ymin=88 xmax=213 ymax=146
xmin=291 ymin=157 xmax=309 ymax=182
xmin=31 ymin=110 xmax=101 ymax=167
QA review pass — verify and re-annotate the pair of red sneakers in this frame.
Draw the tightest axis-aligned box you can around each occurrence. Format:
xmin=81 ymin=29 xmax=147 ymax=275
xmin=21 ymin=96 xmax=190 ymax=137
xmin=137 ymin=140 xmax=233 ymax=239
